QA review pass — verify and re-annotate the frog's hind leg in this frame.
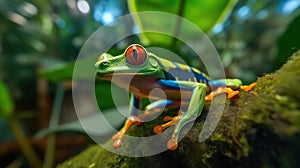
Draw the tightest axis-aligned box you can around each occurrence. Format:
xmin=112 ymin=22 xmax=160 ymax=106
xmin=157 ymin=80 xmax=206 ymax=150
xmin=153 ymin=109 xmax=184 ymax=134
xmin=222 ymin=79 xmax=256 ymax=91
xmin=205 ymin=79 xmax=256 ymax=101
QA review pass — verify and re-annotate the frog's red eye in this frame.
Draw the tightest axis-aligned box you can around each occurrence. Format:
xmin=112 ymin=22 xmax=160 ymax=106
xmin=125 ymin=44 xmax=147 ymax=66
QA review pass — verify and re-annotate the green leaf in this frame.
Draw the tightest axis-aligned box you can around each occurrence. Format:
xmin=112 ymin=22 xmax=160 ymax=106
xmin=39 ymin=56 xmax=128 ymax=110
xmin=129 ymin=0 xmax=237 ymax=45
xmin=38 ymin=60 xmax=75 ymax=83
xmin=0 ymin=80 xmax=14 ymax=118
xmin=275 ymin=14 xmax=300 ymax=69
xmin=35 ymin=106 xmax=127 ymax=138
xmin=39 ymin=56 xmax=96 ymax=83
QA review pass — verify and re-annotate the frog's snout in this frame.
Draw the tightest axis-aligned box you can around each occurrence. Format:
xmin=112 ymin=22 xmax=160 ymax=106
xmin=95 ymin=61 xmax=100 ymax=67
xmin=95 ymin=60 xmax=110 ymax=68
xmin=95 ymin=53 xmax=113 ymax=67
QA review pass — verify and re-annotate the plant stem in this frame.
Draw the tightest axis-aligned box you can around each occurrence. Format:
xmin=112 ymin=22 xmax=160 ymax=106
xmin=171 ymin=0 xmax=186 ymax=47
xmin=7 ymin=118 xmax=42 ymax=168
xmin=208 ymin=0 xmax=238 ymax=33
xmin=43 ymin=83 xmax=64 ymax=168
xmin=127 ymin=0 xmax=150 ymax=45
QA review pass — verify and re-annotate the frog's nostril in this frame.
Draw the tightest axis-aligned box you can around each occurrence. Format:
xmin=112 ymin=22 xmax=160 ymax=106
xmin=102 ymin=61 xmax=109 ymax=66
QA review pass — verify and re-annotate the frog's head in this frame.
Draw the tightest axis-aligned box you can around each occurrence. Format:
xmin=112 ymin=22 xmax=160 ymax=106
xmin=95 ymin=44 xmax=160 ymax=78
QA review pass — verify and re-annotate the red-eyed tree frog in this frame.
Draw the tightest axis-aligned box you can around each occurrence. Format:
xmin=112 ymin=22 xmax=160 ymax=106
xmin=95 ymin=44 xmax=256 ymax=150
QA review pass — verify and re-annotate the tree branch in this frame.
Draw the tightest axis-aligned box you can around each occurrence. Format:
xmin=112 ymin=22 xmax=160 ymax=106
xmin=58 ymin=51 xmax=300 ymax=168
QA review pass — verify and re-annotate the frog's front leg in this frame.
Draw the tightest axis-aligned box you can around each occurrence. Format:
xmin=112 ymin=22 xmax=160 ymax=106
xmin=134 ymin=99 xmax=182 ymax=123
xmin=112 ymin=94 xmax=141 ymax=147
xmin=156 ymin=80 xmax=207 ymax=150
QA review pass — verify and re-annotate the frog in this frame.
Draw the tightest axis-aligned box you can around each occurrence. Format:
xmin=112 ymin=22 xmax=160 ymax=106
xmin=95 ymin=44 xmax=256 ymax=150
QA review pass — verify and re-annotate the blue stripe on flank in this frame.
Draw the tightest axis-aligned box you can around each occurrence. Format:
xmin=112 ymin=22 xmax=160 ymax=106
xmin=209 ymin=80 xmax=226 ymax=88
xmin=159 ymin=79 xmax=191 ymax=90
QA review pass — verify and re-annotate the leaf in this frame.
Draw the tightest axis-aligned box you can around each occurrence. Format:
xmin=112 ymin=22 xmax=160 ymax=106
xmin=275 ymin=14 xmax=300 ymax=69
xmin=39 ymin=55 xmax=128 ymax=111
xmin=35 ymin=106 xmax=128 ymax=138
xmin=129 ymin=0 xmax=237 ymax=45
xmin=0 ymin=80 xmax=14 ymax=118
xmin=38 ymin=56 xmax=96 ymax=83
xmin=38 ymin=60 xmax=75 ymax=83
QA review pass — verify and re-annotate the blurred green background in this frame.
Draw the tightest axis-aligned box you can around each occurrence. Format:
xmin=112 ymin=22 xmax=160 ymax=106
xmin=0 ymin=0 xmax=299 ymax=167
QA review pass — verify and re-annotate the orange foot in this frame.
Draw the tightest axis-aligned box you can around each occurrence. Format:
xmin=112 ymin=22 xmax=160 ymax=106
xmin=167 ymin=136 xmax=178 ymax=150
xmin=153 ymin=111 xmax=183 ymax=150
xmin=112 ymin=116 xmax=143 ymax=147
xmin=240 ymin=82 xmax=257 ymax=91
xmin=205 ymin=87 xmax=239 ymax=101
xmin=153 ymin=111 xmax=183 ymax=134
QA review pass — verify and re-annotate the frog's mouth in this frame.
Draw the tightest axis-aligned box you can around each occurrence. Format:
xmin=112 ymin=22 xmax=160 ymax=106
xmin=97 ymin=72 xmax=156 ymax=80
xmin=97 ymin=68 xmax=160 ymax=79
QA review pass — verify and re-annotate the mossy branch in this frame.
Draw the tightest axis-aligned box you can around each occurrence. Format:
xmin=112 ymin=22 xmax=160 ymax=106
xmin=58 ymin=51 xmax=300 ymax=168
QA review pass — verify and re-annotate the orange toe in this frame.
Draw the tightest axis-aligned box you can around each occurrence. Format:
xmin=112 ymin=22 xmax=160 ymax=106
xmin=240 ymin=82 xmax=257 ymax=91
xmin=227 ymin=90 xmax=239 ymax=99
xmin=163 ymin=116 xmax=173 ymax=122
xmin=113 ymin=138 xmax=122 ymax=148
xmin=153 ymin=125 xmax=163 ymax=134
xmin=167 ymin=138 xmax=178 ymax=150
xmin=112 ymin=132 xmax=120 ymax=140
xmin=205 ymin=95 xmax=213 ymax=101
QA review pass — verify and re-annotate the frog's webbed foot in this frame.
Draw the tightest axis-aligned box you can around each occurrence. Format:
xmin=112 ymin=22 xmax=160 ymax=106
xmin=153 ymin=111 xmax=183 ymax=134
xmin=205 ymin=82 xmax=257 ymax=101
xmin=112 ymin=116 xmax=142 ymax=147
xmin=239 ymin=82 xmax=257 ymax=91
xmin=153 ymin=110 xmax=184 ymax=150
xmin=205 ymin=87 xmax=239 ymax=101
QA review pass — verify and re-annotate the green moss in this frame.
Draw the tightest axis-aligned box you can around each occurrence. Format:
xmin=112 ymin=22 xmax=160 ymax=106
xmin=58 ymin=51 xmax=300 ymax=168
xmin=58 ymin=145 xmax=142 ymax=168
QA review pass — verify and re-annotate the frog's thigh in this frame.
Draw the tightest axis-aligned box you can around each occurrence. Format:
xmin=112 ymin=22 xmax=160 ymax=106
xmin=159 ymin=79 xmax=207 ymax=149
xmin=159 ymin=79 xmax=206 ymax=121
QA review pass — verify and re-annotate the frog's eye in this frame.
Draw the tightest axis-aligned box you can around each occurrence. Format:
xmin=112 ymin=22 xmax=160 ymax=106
xmin=125 ymin=44 xmax=147 ymax=66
